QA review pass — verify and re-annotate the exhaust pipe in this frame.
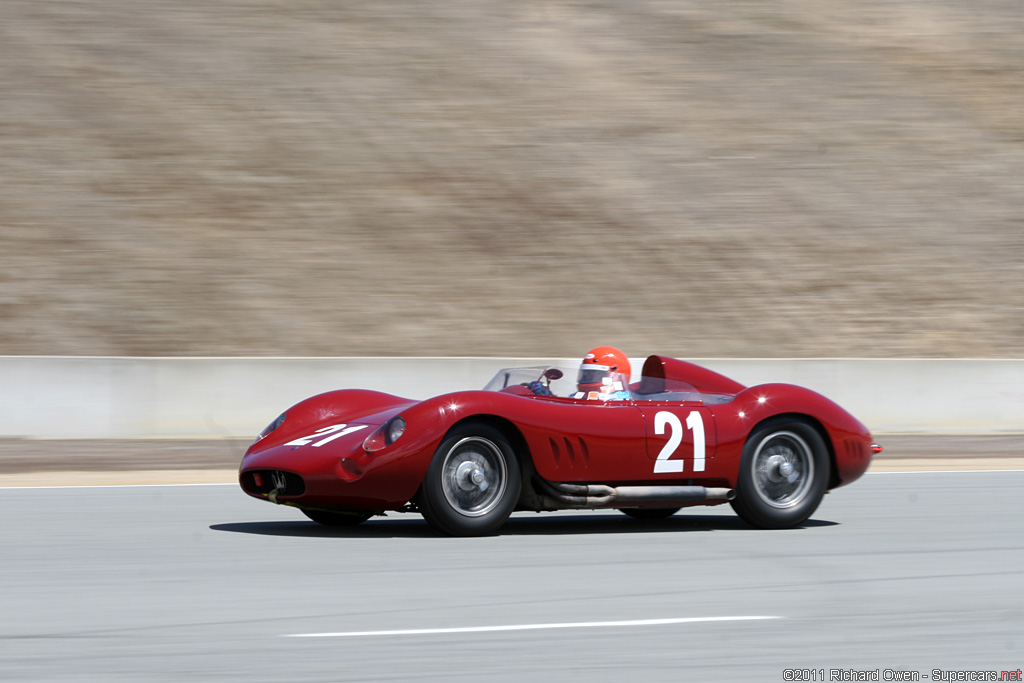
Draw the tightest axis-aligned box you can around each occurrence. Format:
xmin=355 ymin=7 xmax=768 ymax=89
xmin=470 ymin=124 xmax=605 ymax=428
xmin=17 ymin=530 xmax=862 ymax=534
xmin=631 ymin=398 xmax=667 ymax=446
xmin=536 ymin=479 xmax=735 ymax=509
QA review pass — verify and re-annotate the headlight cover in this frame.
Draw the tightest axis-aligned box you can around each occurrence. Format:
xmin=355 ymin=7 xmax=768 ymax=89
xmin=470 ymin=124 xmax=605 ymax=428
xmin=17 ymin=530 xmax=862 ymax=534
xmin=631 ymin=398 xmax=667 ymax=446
xmin=363 ymin=416 xmax=406 ymax=452
xmin=387 ymin=416 xmax=407 ymax=444
xmin=254 ymin=413 xmax=286 ymax=443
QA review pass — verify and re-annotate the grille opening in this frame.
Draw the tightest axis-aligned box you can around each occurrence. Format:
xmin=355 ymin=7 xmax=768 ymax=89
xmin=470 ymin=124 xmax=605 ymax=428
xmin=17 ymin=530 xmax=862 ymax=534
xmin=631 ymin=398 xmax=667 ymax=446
xmin=242 ymin=470 xmax=306 ymax=497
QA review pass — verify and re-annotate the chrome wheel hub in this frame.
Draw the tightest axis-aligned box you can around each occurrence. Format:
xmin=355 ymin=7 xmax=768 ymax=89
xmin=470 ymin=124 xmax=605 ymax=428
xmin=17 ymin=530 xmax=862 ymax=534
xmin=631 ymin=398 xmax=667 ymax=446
xmin=764 ymin=455 xmax=796 ymax=483
xmin=441 ymin=437 xmax=508 ymax=517
xmin=455 ymin=461 xmax=489 ymax=491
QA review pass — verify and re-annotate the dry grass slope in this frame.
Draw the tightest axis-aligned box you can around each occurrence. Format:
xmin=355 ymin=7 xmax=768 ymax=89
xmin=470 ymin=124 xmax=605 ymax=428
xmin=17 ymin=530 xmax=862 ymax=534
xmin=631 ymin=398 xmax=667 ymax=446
xmin=1 ymin=1 xmax=1022 ymax=358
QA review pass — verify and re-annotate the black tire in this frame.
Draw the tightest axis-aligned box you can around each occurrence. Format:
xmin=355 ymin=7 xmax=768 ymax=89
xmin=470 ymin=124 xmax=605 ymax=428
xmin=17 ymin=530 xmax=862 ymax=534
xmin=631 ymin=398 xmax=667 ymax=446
xmin=729 ymin=418 xmax=829 ymax=529
xmin=301 ymin=509 xmax=374 ymax=526
xmin=416 ymin=422 xmax=521 ymax=536
xmin=619 ymin=507 xmax=682 ymax=520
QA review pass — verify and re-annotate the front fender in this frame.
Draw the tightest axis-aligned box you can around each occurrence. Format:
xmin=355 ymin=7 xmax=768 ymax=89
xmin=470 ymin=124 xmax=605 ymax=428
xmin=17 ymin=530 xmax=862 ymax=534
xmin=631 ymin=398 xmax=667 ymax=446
xmin=247 ymin=389 xmax=416 ymax=455
xmin=357 ymin=390 xmax=568 ymax=500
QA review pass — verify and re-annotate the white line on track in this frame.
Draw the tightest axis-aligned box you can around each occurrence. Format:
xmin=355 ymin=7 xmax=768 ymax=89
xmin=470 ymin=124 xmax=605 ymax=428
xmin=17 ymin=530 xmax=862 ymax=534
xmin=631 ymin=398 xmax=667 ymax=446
xmin=867 ymin=469 xmax=1024 ymax=475
xmin=0 ymin=482 xmax=236 ymax=490
xmin=284 ymin=615 xmax=781 ymax=639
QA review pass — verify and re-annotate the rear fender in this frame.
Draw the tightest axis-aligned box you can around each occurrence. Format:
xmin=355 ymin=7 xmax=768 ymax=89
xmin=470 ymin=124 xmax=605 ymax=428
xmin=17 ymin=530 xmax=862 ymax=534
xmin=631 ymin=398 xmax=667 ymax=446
xmin=715 ymin=383 xmax=873 ymax=488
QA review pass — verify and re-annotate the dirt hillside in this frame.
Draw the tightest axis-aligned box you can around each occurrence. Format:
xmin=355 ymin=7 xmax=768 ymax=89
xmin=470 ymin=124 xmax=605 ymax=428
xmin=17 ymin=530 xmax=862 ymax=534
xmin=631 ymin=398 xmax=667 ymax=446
xmin=2 ymin=1 xmax=1021 ymax=358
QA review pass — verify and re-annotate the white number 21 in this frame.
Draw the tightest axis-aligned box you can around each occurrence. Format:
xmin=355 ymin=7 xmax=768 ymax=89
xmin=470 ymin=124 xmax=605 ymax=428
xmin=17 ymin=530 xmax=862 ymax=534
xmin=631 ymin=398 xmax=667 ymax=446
xmin=285 ymin=423 xmax=368 ymax=448
xmin=653 ymin=410 xmax=705 ymax=473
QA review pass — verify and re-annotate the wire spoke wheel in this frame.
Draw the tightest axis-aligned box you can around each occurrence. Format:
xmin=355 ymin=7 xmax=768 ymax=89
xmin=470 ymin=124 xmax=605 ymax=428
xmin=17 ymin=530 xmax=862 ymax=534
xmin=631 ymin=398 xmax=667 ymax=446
xmin=751 ymin=431 xmax=814 ymax=509
xmin=731 ymin=419 xmax=828 ymax=529
xmin=417 ymin=422 xmax=522 ymax=536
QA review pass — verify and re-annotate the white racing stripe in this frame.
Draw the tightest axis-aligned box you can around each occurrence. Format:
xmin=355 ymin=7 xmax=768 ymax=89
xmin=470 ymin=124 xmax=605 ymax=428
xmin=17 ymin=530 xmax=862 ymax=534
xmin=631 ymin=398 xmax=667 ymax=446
xmin=284 ymin=615 xmax=781 ymax=639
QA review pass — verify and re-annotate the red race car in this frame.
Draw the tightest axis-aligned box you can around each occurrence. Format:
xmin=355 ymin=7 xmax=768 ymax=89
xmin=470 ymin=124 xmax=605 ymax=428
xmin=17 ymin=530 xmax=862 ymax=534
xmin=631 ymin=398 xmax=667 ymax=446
xmin=239 ymin=352 xmax=880 ymax=536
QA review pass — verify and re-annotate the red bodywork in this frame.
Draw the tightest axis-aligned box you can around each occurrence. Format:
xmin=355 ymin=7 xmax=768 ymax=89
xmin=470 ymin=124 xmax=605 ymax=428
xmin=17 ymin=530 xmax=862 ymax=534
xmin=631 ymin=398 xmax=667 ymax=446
xmin=239 ymin=356 xmax=874 ymax=512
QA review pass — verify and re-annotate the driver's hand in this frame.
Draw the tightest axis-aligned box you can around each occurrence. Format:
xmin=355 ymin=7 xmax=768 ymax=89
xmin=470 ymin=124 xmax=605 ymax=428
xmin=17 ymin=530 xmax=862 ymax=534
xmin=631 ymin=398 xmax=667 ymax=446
xmin=526 ymin=380 xmax=553 ymax=396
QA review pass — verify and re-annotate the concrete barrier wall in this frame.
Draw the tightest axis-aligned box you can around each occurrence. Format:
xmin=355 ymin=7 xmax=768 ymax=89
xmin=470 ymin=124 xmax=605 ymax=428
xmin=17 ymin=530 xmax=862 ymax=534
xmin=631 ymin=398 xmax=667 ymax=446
xmin=1 ymin=356 xmax=1022 ymax=438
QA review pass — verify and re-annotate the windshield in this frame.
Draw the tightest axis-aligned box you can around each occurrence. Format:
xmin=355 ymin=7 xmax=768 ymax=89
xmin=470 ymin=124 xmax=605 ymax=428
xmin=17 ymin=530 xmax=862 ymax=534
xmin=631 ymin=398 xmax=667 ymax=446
xmin=483 ymin=367 xmax=578 ymax=397
xmin=483 ymin=366 xmax=733 ymax=404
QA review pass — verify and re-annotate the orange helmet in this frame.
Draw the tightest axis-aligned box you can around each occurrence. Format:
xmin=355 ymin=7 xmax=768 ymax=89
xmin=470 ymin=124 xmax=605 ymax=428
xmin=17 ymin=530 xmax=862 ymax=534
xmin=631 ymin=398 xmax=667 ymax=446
xmin=577 ymin=346 xmax=631 ymax=396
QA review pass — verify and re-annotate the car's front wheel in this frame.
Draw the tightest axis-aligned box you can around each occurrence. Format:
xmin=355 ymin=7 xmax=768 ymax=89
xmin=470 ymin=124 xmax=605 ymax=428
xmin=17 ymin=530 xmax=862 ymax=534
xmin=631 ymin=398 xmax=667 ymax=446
xmin=730 ymin=418 xmax=829 ymax=529
xmin=301 ymin=509 xmax=374 ymax=526
xmin=416 ymin=422 xmax=521 ymax=536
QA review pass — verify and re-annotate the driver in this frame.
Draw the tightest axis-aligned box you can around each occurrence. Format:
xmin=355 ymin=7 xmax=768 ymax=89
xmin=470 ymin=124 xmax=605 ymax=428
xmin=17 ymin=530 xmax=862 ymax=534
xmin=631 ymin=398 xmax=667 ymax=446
xmin=572 ymin=346 xmax=632 ymax=401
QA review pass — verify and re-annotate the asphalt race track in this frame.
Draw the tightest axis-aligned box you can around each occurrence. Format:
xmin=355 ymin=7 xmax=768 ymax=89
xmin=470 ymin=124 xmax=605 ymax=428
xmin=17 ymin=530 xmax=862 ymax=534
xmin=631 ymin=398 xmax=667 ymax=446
xmin=2 ymin=472 xmax=1022 ymax=682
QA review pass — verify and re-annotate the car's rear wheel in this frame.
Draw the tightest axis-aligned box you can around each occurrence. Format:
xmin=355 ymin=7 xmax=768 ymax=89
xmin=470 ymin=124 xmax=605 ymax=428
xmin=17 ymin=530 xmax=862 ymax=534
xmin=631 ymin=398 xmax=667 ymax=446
xmin=619 ymin=507 xmax=682 ymax=520
xmin=730 ymin=418 xmax=829 ymax=529
xmin=301 ymin=509 xmax=374 ymax=526
xmin=416 ymin=422 xmax=521 ymax=536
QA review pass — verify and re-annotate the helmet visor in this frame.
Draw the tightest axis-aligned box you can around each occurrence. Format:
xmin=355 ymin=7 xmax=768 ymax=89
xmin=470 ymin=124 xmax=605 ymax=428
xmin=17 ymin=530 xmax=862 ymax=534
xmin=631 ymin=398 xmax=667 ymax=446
xmin=577 ymin=364 xmax=611 ymax=386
